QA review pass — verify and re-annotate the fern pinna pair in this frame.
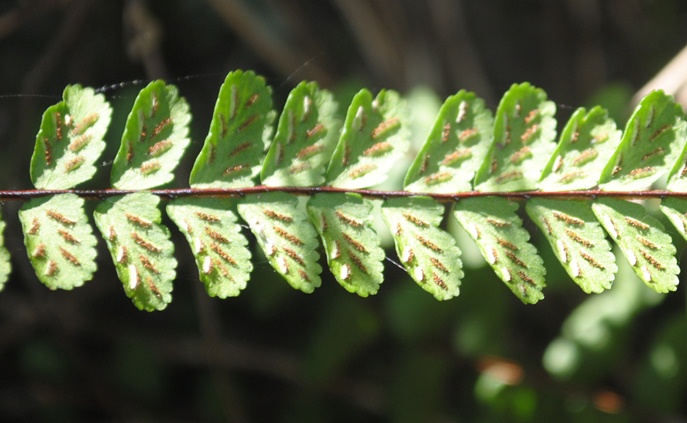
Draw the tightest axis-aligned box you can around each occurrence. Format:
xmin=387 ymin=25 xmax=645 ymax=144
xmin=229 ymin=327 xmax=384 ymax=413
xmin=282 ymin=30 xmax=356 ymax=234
xmin=3 ymin=70 xmax=687 ymax=311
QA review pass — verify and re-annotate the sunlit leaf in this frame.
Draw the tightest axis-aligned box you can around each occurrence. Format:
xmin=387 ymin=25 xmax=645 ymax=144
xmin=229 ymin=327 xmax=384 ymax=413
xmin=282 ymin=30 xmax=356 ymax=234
xmin=190 ymin=70 xmax=274 ymax=188
xmin=238 ymin=192 xmax=322 ymax=293
xmin=381 ymin=197 xmax=463 ymax=300
xmin=600 ymin=90 xmax=687 ymax=191
xmin=474 ymin=82 xmax=556 ymax=192
xmin=307 ymin=193 xmax=384 ymax=296
xmin=94 ymin=193 xmax=176 ymax=311
xmin=261 ymin=81 xmax=340 ymax=187
xmin=404 ymin=91 xmax=494 ymax=193
xmin=454 ymin=196 xmax=545 ymax=303
xmin=592 ymin=197 xmax=679 ymax=292
xmin=19 ymin=194 xmax=98 ymax=290
xmin=539 ymin=106 xmax=621 ymax=190
xmin=167 ymin=198 xmax=252 ymax=298
xmin=526 ymin=198 xmax=617 ymax=293
xmin=326 ymin=89 xmax=409 ymax=189
xmin=31 ymin=85 xmax=112 ymax=189
xmin=111 ymin=80 xmax=191 ymax=189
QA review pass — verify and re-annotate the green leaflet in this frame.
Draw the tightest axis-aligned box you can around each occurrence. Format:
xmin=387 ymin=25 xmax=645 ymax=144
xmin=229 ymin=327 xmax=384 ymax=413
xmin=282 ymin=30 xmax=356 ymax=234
xmin=526 ymin=198 xmax=617 ymax=293
xmin=404 ymin=91 xmax=494 ymax=193
xmin=381 ymin=197 xmax=463 ymax=300
xmin=260 ymin=81 xmax=339 ymax=187
xmin=0 ymin=214 xmax=9 ymax=291
xmin=592 ymin=198 xmax=678 ymax=293
xmin=94 ymin=193 xmax=176 ymax=311
xmin=167 ymin=198 xmax=252 ymax=298
xmin=326 ymin=89 xmax=409 ymax=189
xmin=237 ymin=192 xmax=322 ymax=293
xmin=600 ymin=90 xmax=687 ymax=191
xmin=659 ymin=197 xmax=687 ymax=244
xmin=190 ymin=70 xmax=274 ymax=188
xmin=539 ymin=106 xmax=621 ymax=191
xmin=307 ymin=193 xmax=385 ymax=296
xmin=31 ymin=85 xmax=112 ymax=189
xmin=474 ymin=82 xmax=556 ymax=192
xmin=19 ymin=194 xmax=98 ymax=290
xmin=453 ymin=196 xmax=545 ymax=303
xmin=111 ymin=80 xmax=191 ymax=190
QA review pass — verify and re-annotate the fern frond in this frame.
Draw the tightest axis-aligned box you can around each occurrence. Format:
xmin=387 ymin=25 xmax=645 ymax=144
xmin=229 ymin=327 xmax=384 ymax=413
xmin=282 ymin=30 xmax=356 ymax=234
xmin=592 ymin=198 xmax=678 ymax=292
xmin=30 ymin=85 xmax=112 ymax=189
xmin=167 ymin=198 xmax=252 ymax=298
xmin=111 ymin=80 xmax=191 ymax=189
xmin=454 ymin=197 xmax=546 ymax=304
xmin=474 ymin=82 xmax=556 ymax=192
xmin=307 ymin=193 xmax=385 ymax=296
xmin=6 ymin=70 xmax=687 ymax=310
xmin=382 ymin=197 xmax=463 ymax=300
xmin=95 ymin=193 xmax=176 ymax=311
xmin=599 ymin=90 xmax=687 ymax=191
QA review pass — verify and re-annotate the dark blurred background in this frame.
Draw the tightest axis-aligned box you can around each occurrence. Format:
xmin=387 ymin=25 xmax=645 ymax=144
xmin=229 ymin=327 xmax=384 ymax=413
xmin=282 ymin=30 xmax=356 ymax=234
xmin=1 ymin=0 xmax=687 ymax=422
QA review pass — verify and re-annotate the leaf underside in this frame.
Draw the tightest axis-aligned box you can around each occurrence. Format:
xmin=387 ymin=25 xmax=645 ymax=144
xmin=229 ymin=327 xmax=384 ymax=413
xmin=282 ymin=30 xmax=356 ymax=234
xmin=474 ymin=82 xmax=557 ymax=192
xmin=167 ymin=198 xmax=252 ymax=298
xmin=381 ymin=197 xmax=463 ymax=300
xmin=31 ymin=85 xmax=112 ymax=189
xmin=238 ymin=192 xmax=322 ymax=293
xmin=307 ymin=193 xmax=385 ymax=297
xmin=453 ymin=197 xmax=546 ymax=304
xmin=189 ymin=70 xmax=274 ymax=188
xmin=260 ymin=81 xmax=339 ymax=187
xmin=19 ymin=194 xmax=98 ymax=290
xmin=94 ymin=193 xmax=176 ymax=311
xmin=326 ymin=89 xmax=409 ymax=189
xmin=600 ymin=90 xmax=687 ymax=191
xmin=592 ymin=197 xmax=679 ymax=293
xmin=10 ymin=74 xmax=687 ymax=310
xmin=526 ymin=198 xmax=617 ymax=293
xmin=404 ymin=90 xmax=494 ymax=193
xmin=111 ymin=80 xmax=191 ymax=189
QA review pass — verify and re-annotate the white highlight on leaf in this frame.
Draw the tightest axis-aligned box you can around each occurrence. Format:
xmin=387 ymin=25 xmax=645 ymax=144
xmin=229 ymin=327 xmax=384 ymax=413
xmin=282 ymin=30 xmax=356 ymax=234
xmin=64 ymin=114 xmax=73 ymax=126
xmin=194 ymin=237 xmax=203 ymax=254
xmin=265 ymin=241 xmax=276 ymax=256
xmin=570 ymin=260 xmax=580 ymax=278
xmin=303 ymin=95 xmax=311 ymax=117
xmin=467 ymin=223 xmax=479 ymax=239
xmin=178 ymin=219 xmax=189 ymax=233
xmin=603 ymin=215 xmax=618 ymax=238
xmin=414 ymin=266 xmax=424 ymax=282
xmin=627 ymin=250 xmax=637 ymax=266
xmin=253 ymin=220 xmax=266 ymax=239
xmin=355 ymin=106 xmax=365 ymax=129
xmin=128 ymin=264 xmax=138 ymax=290
xmin=202 ymin=256 xmax=212 ymax=274
xmin=486 ymin=246 xmax=497 ymax=264
xmin=277 ymin=257 xmax=289 ymax=274
xmin=556 ymin=240 xmax=568 ymax=263
xmin=331 ymin=242 xmax=341 ymax=259
xmin=645 ymin=105 xmax=654 ymax=129
xmin=457 ymin=101 xmax=468 ymax=124
xmin=500 ymin=267 xmax=511 ymax=282
xmin=642 ymin=266 xmax=652 ymax=281
xmin=402 ymin=247 xmax=413 ymax=263
xmin=340 ymin=263 xmax=351 ymax=280
xmin=116 ymin=246 xmax=126 ymax=263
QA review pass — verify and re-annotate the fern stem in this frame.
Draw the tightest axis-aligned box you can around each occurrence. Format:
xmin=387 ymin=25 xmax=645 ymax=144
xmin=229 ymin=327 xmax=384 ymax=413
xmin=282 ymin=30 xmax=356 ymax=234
xmin=0 ymin=187 xmax=684 ymax=202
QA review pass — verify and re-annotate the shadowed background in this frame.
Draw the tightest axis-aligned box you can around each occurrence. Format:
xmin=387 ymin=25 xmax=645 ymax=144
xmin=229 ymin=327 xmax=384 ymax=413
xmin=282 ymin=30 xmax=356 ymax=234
xmin=1 ymin=0 xmax=687 ymax=422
